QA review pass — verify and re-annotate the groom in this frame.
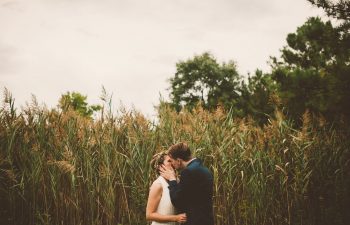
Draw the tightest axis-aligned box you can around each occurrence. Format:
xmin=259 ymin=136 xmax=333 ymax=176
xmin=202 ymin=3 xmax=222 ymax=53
xmin=160 ymin=142 xmax=214 ymax=225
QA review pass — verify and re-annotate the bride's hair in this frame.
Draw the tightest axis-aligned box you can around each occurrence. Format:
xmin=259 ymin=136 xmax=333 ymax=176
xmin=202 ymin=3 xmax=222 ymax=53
xmin=150 ymin=151 xmax=167 ymax=175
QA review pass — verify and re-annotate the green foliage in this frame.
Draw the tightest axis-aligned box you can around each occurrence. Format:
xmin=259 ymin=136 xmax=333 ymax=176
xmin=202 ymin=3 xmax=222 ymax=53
xmin=308 ymin=0 xmax=350 ymax=22
xmin=270 ymin=17 xmax=350 ymax=122
xmin=280 ymin=17 xmax=348 ymax=70
xmin=238 ymin=70 xmax=278 ymax=125
xmin=169 ymin=52 xmax=241 ymax=111
xmin=168 ymin=53 xmax=281 ymax=125
xmin=59 ymin=91 xmax=101 ymax=118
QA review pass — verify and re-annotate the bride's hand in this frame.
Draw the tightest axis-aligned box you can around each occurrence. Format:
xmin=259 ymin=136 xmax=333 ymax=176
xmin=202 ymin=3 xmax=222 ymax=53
xmin=175 ymin=213 xmax=187 ymax=223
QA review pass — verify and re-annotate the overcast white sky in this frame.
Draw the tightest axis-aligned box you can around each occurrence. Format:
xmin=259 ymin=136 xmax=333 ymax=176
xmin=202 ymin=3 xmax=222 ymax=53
xmin=0 ymin=0 xmax=324 ymax=118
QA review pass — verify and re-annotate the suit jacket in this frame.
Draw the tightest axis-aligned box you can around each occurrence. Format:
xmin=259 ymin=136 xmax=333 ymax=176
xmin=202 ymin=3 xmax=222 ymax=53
xmin=168 ymin=158 xmax=214 ymax=225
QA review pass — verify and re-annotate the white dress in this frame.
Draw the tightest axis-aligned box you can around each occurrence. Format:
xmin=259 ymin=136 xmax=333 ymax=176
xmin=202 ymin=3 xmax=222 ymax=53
xmin=151 ymin=176 xmax=178 ymax=225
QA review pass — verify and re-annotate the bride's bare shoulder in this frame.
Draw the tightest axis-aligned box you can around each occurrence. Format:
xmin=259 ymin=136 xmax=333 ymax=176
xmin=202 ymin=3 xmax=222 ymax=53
xmin=148 ymin=179 xmax=163 ymax=199
xmin=150 ymin=178 xmax=162 ymax=191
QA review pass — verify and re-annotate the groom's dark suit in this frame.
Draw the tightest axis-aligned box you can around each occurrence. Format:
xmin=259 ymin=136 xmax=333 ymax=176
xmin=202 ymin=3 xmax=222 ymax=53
xmin=168 ymin=158 xmax=214 ymax=225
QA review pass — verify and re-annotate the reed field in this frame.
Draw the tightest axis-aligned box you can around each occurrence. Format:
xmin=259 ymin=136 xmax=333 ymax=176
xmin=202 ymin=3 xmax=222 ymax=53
xmin=0 ymin=91 xmax=349 ymax=225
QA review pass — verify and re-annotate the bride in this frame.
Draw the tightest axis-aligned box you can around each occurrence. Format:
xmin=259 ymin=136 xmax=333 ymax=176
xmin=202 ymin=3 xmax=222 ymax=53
xmin=146 ymin=152 xmax=187 ymax=225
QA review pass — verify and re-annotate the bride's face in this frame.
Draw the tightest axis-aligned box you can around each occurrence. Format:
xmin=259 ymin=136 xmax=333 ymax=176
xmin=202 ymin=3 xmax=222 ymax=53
xmin=169 ymin=156 xmax=182 ymax=170
xmin=162 ymin=155 xmax=173 ymax=169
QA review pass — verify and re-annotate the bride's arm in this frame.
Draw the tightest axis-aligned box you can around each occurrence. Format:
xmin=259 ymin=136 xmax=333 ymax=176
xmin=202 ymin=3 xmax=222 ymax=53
xmin=146 ymin=182 xmax=186 ymax=223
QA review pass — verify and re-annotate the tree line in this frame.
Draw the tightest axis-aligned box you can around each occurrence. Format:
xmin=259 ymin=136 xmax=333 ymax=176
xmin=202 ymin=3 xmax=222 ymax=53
xmin=167 ymin=0 xmax=350 ymax=125
xmin=59 ymin=1 xmax=349 ymax=126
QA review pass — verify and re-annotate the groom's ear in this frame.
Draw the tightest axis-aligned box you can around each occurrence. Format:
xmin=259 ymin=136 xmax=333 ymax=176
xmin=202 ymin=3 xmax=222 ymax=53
xmin=179 ymin=159 xmax=185 ymax=166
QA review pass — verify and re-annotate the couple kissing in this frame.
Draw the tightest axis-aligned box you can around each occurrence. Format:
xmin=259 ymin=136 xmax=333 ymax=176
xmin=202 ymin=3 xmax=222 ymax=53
xmin=146 ymin=142 xmax=214 ymax=225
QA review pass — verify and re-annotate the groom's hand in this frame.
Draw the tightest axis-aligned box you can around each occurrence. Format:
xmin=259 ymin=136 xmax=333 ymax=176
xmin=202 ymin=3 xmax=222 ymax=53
xmin=159 ymin=165 xmax=176 ymax=181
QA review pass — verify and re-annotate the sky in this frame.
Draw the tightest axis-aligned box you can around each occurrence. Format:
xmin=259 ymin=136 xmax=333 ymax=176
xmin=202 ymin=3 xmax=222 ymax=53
xmin=0 ymin=0 xmax=324 ymax=118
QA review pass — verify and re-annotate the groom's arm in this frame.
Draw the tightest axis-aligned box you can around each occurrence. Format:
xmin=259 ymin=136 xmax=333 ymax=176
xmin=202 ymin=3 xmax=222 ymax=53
xmin=168 ymin=169 xmax=191 ymax=209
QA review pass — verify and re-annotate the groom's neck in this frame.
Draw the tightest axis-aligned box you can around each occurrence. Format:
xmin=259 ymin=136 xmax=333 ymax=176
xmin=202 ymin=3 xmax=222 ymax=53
xmin=182 ymin=157 xmax=196 ymax=168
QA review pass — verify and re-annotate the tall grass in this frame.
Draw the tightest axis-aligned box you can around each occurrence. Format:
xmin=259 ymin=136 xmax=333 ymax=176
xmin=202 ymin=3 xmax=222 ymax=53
xmin=0 ymin=90 xmax=349 ymax=225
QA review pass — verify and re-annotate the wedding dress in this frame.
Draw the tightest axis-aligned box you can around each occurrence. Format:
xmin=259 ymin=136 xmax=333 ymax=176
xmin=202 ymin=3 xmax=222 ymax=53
xmin=151 ymin=176 xmax=178 ymax=225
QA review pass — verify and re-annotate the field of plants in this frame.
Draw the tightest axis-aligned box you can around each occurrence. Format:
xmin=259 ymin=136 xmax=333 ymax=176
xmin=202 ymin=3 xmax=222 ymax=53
xmin=0 ymin=92 xmax=349 ymax=225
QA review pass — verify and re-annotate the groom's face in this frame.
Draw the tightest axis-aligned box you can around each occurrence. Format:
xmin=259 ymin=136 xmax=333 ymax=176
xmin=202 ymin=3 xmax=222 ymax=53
xmin=169 ymin=156 xmax=182 ymax=170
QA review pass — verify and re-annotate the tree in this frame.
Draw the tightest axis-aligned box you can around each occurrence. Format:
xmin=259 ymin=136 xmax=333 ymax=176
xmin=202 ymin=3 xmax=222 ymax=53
xmin=169 ymin=52 xmax=241 ymax=111
xmin=270 ymin=16 xmax=350 ymax=122
xmin=59 ymin=92 xmax=101 ymax=118
xmin=238 ymin=70 xmax=278 ymax=124
xmin=308 ymin=0 xmax=350 ymax=22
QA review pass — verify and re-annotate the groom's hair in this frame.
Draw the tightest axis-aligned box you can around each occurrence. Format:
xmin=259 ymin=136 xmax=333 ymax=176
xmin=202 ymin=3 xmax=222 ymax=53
xmin=168 ymin=142 xmax=191 ymax=161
